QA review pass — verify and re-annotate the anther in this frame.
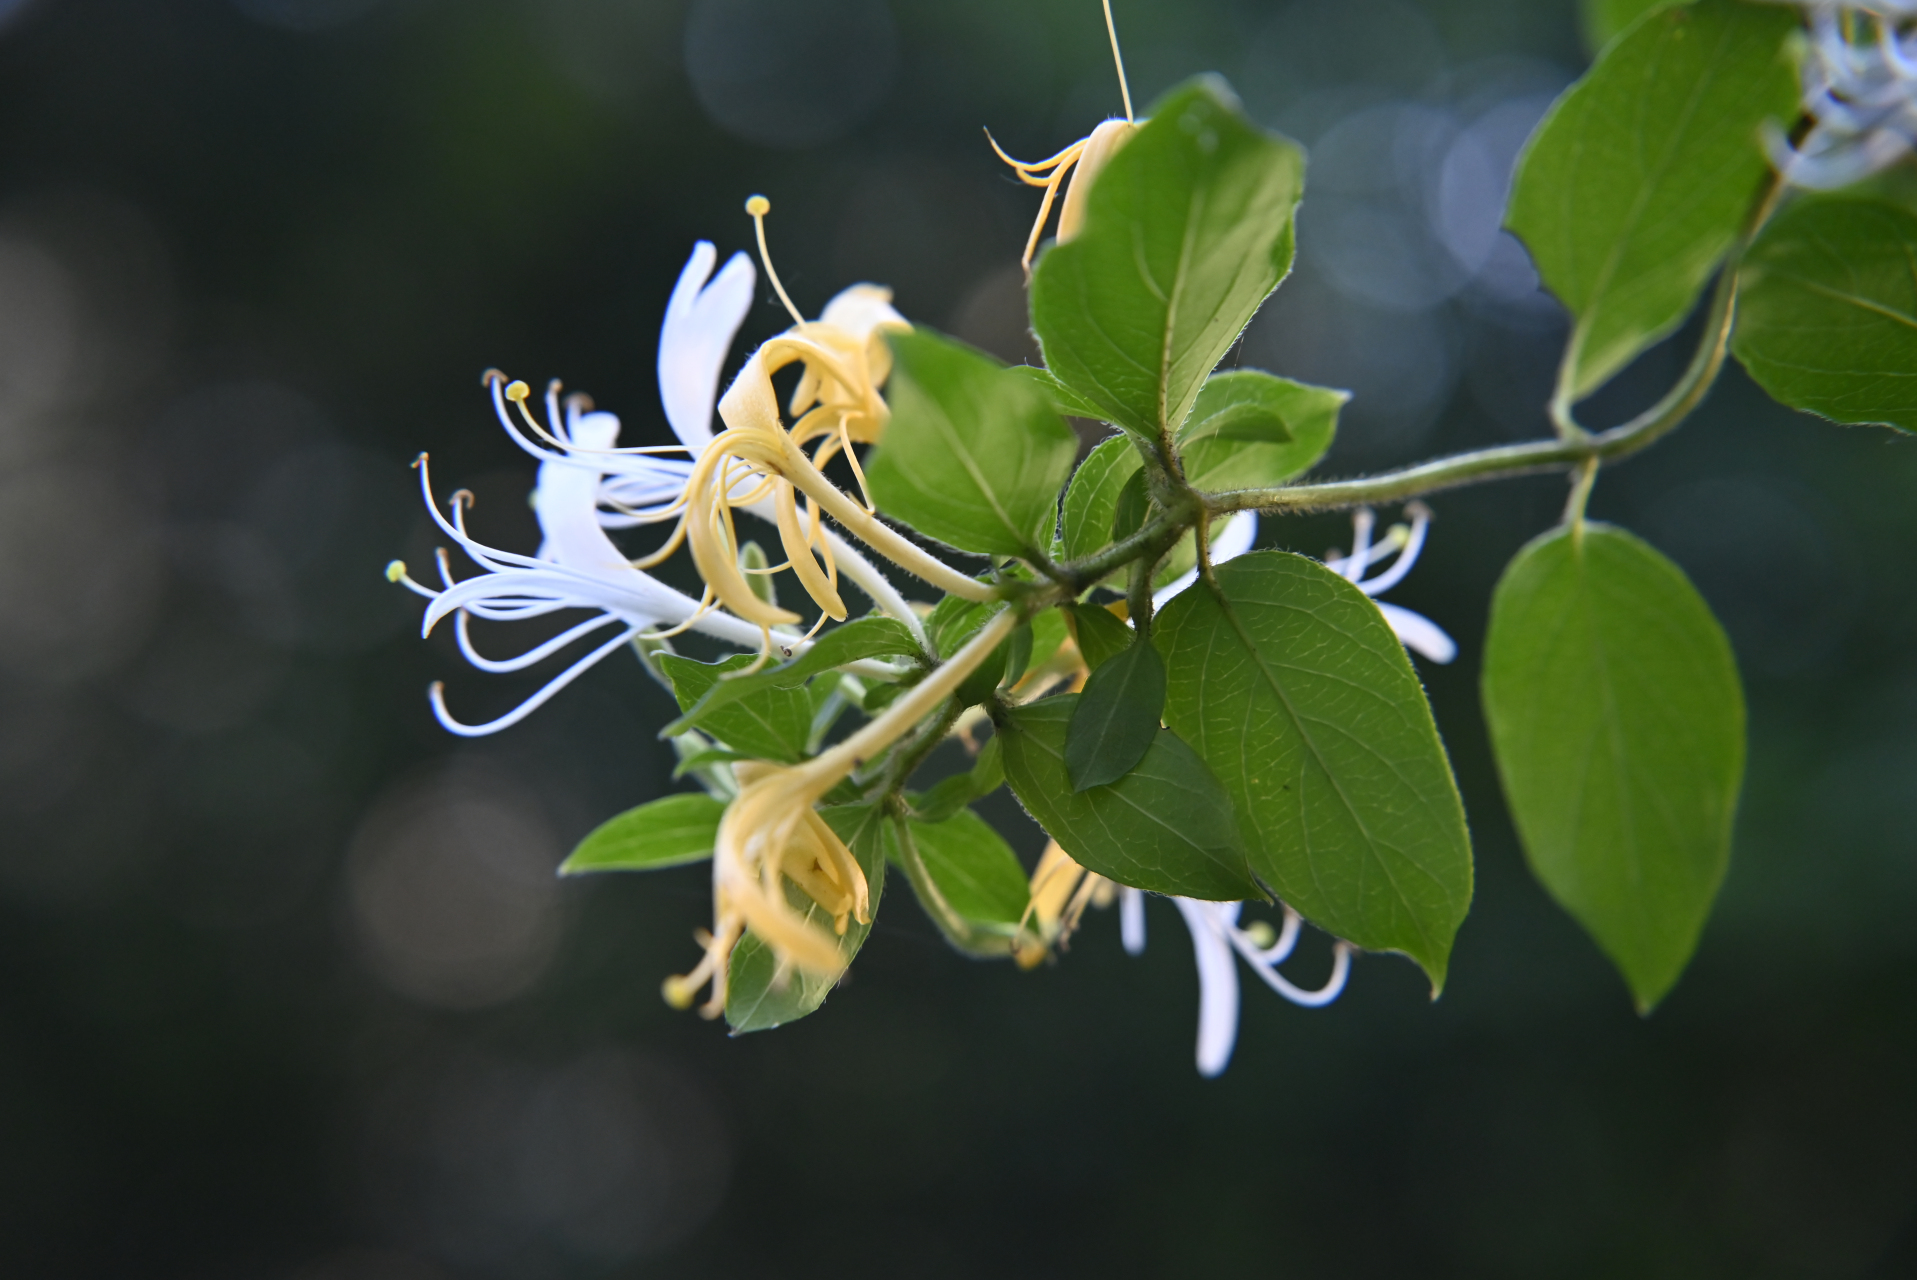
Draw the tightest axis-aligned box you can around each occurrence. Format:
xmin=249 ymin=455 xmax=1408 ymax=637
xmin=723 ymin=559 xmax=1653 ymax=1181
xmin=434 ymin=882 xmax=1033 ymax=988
xmin=505 ymin=380 xmax=532 ymax=403
xmin=480 ymin=368 xmax=505 ymax=387
xmin=385 ymin=560 xmax=407 ymax=583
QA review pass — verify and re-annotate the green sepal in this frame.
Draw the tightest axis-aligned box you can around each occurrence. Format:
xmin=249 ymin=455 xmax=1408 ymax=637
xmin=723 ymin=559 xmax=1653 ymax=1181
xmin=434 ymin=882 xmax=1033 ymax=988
xmin=559 ymin=792 xmax=727 ymax=874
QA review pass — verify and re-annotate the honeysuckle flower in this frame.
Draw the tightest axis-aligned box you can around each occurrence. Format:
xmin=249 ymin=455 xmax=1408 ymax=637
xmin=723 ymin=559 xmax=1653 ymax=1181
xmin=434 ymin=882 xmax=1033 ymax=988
xmin=1765 ymin=3 xmax=1917 ymax=189
xmin=666 ymin=608 xmax=1021 ymax=1016
xmin=989 ymin=0 xmax=1141 ymax=269
xmin=683 ymin=198 xmax=996 ymax=652
xmin=391 ymin=240 xmax=918 ymax=736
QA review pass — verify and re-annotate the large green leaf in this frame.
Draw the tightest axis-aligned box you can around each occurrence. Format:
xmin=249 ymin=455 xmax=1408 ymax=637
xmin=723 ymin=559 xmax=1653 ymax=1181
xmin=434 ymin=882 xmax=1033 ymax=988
xmin=1059 ymin=434 xmax=1143 ymax=561
xmin=726 ymin=803 xmax=888 ymax=1032
xmin=1482 ymin=524 xmax=1744 ymax=1013
xmin=662 ymin=616 xmax=921 ymax=737
xmin=866 ymin=328 xmax=1077 ymax=558
xmin=1507 ymin=0 xmax=1799 ymax=402
xmin=1031 ymin=76 xmax=1304 ymax=442
xmin=997 ymin=695 xmax=1257 ymax=901
xmin=1176 ymin=370 xmax=1342 ymax=492
xmin=658 ymin=653 xmax=813 ymax=763
xmin=1065 ymin=637 xmax=1166 ymax=791
xmin=1153 ymin=551 xmax=1473 ymax=991
xmin=891 ymin=809 xmax=1029 ymax=957
xmin=559 ymin=792 xmax=726 ymax=874
xmin=1732 ymin=197 xmax=1917 ymax=433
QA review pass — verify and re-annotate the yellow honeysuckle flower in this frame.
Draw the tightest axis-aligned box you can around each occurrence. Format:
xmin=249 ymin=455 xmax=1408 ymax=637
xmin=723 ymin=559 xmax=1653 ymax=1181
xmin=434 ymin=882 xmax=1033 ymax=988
xmin=666 ymin=607 xmax=1021 ymax=1017
xmin=988 ymin=0 xmax=1141 ymax=271
xmin=682 ymin=197 xmax=995 ymax=656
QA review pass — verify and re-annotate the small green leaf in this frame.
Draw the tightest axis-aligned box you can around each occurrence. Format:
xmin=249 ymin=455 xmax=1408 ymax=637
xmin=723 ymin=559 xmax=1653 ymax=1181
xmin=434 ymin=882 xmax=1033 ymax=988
xmin=1026 ymin=607 xmax=1069 ymax=676
xmin=1507 ymin=0 xmax=1799 ymax=402
xmin=1111 ymin=468 xmax=1150 ymax=541
xmin=1153 ymin=551 xmax=1474 ymax=992
xmin=1176 ymin=371 xmax=1342 ymax=491
xmin=971 ymin=731 xmax=1004 ymax=792
xmin=927 ymin=596 xmax=1014 ymax=706
xmin=1733 ymin=197 xmax=1917 ymax=433
xmin=662 ymin=616 xmax=921 ymax=737
xmin=559 ymin=792 xmax=727 ymax=874
xmin=670 ymin=746 xmax=751 ymax=780
xmin=1000 ymin=622 xmax=1035 ymax=689
xmin=866 ymin=328 xmax=1078 ymax=557
xmin=658 ymin=653 xmax=814 ymax=763
xmin=726 ymin=803 xmax=888 ymax=1032
xmin=1060 ymin=434 xmax=1143 ymax=561
xmin=892 ymin=810 xmax=1030 ymax=956
xmin=1580 ymin=0 xmax=1690 ymax=52
xmin=1063 ymin=601 xmax=1134 ymax=672
xmin=1031 ymin=76 xmax=1304 ymax=441
xmin=997 ymin=696 xmax=1258 ymax=900
xmin=1482 ymin=524 xmax=1744 ymax=1013
xmin=1065 ymin=638 xmax=1166 ymax=791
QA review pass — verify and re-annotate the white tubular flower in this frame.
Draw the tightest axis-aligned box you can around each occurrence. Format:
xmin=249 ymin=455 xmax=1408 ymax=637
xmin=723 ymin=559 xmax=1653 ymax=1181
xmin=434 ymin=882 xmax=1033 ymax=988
xmin=391 ymin=430 xmax=773 ymax=738
xmin=1765 ymin=3 xmax=1917 ymax=189
xmin=1324 ymin=503 xmax=1458 ymax=665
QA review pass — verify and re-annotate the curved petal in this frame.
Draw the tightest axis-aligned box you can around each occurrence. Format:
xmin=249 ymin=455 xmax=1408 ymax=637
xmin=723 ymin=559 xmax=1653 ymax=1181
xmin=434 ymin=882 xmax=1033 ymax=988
xmin=1376 ymin=600 xmax=1456 ymax=664
xmin=1173 ymin=899 xmax=1241 ymax=1078
xmin=660 ymin=242 xmax=756 ymax=451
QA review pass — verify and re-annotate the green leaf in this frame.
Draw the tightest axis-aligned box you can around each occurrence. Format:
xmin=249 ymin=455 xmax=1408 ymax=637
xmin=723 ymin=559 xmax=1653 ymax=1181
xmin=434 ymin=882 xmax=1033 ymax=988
xmin=997 ymin=696 xmax=1258 ymax=900
xmin=1065 ymin=638 xmax=1166 ymax=791
xmin=1732 ymin=197 xmax=1917 ymax=433
xmin=1481 ymin=523 xmax=1744 ymax=1013
xmin=559 ymin=792 xmax=727 ymax=874
xmin=865 ymin=328 xmax=1078 ymax=557
xmin=926 ymin=596 xmax=1014 ymax=706
xmin=658 ymin=653 xmax=814 ymax=763
xmin=662 ymin=616 xmax=921 ymax=738
xmin=1026 ymin=607 xmax=1069 ymax=676
xmin=670 ymin=746 xmax=751 ymax=780
xmin=1153 ymin=551 xmax=1474 ymax=992
xmin=1060 ymin=434 xmax=1143 ymax=561
xmin=1000 ymin=622 xmax=1035 ymax=689
xmin=1507 ymin=0 xmax=1799 ymax=402
xmin=1580 ymin=0 xmax=1690 ymax=52
xmin=1063 ymin=601 xmax=1134 ymax=672
xmin=892 ymin=810 xmax=1030 ymax=956
xmin=1175 ymin=370 xmax=1342 ymax=491
xmin=1005 ymin=364 xmax=1108 ymax=420
xmin=726 ymin=803 xmax=888 ymax=1032
xmin=1031 ymin=76 xmax=1305 ymax=441
xmin=1111 ymin=468 xmax=1151 ymax=541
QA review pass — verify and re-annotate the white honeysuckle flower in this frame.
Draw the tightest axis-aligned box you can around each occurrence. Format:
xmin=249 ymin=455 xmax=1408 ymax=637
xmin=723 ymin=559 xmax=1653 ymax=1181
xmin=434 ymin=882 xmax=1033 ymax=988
xmin=391 ymin=240 xmax=916 ymax=737
xmin=1324 ymin=503 xmax=1458 ymax=664
xmin=1765 ymin=3 xmax=1917 ymax=189
xmin=1124 ymin=503 xmax=1448 ymax=1076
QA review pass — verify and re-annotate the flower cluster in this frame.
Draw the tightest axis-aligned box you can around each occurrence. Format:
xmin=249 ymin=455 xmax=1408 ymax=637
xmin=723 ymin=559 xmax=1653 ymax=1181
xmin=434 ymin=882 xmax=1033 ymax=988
xmin=1767 ymin=2 xmax=1917 ymax=189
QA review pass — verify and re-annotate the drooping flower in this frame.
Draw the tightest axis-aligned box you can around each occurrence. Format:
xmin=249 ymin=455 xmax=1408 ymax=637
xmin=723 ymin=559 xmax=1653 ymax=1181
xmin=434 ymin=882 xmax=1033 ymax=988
xmin=666 ymin=608 xmax=1021 ymax=1017
xmin=1766 ymin=3 xmax=1917 ymax=189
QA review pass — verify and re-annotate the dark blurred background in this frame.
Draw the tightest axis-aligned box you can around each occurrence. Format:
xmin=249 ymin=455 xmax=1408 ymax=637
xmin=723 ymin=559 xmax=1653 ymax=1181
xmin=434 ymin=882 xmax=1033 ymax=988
xmin=2 ymin=0 xmax=1914 ymax=1275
